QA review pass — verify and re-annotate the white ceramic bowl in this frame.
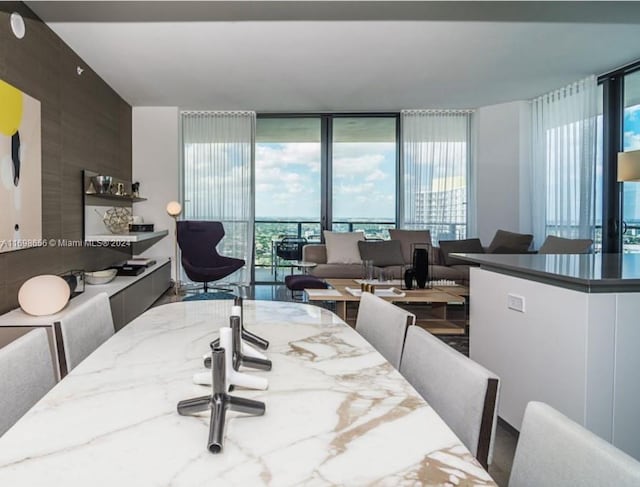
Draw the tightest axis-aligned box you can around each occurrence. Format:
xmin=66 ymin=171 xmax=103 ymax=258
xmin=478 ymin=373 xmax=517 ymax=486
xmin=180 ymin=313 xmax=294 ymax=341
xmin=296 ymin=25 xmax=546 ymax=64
xmin=85 ymin=269 xmax=118 ymax=285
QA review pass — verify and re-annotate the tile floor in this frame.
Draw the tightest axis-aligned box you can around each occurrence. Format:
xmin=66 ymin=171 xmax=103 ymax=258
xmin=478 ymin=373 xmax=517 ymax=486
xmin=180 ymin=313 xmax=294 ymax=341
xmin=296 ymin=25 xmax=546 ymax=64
xmin=154 ymin=283 xmax=518 ymax=486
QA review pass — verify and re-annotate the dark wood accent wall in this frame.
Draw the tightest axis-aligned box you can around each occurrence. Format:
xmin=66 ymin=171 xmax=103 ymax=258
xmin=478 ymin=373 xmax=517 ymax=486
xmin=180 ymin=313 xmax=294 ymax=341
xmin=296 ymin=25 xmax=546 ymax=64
xmin=0 ymin=2 xmax=132 ymax=314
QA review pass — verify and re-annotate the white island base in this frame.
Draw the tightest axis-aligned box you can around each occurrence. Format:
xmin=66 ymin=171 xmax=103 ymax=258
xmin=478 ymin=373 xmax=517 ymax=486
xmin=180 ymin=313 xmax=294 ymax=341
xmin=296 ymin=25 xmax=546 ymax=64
xmin=469 ymin=267 xmax=640 ymax=460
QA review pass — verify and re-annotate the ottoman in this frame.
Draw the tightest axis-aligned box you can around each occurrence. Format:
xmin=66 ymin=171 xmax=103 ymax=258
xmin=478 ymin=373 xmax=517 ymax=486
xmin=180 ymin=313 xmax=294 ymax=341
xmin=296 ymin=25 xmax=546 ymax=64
xmin=284 ymin=274 xmax=328 ymax=299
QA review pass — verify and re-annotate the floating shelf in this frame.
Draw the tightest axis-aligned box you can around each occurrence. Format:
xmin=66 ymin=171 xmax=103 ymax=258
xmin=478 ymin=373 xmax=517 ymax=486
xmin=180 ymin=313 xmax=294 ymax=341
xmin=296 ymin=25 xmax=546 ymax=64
xmin=84 ymin=230 xmax=168 ymax=243
xmin=85 ymin=192 xmax=147 ymax=203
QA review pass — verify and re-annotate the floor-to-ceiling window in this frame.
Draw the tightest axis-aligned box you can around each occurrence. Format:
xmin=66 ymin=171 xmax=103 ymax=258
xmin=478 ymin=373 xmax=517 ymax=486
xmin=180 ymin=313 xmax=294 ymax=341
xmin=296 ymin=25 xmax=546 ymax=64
xmin=254 ymin=114 xmax=398 ymax=282
xmin=331 ymin=117 xmax=397 ymax=238
xmin=600 ymin=61 xmax=640 ymax=253
xmin=622 ymin=70 xmax=640 ymax=252
xmin=254 ymin=117 xmax=322 ymax=282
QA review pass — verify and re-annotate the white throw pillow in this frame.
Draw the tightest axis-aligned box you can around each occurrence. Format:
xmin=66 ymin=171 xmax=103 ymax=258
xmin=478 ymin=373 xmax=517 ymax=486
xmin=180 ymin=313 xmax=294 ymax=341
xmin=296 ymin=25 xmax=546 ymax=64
xmin=324 ymin=231 xmax=365 ymax=264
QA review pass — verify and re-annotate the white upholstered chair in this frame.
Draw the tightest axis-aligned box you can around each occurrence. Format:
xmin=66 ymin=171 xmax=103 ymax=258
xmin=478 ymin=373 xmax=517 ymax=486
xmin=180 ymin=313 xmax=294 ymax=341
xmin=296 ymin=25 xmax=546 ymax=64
xmin=399 ymin=326 xmax=499 ymax=468
xmin=510 ymin=401 xmax=640 ymax=487
xmin=355 ymin=292 xmax=415 ymax=369
xmin=0 ymin=328 xmax=56 ymax=436
xmin=54 ymin=292 xmax=114 ymax=376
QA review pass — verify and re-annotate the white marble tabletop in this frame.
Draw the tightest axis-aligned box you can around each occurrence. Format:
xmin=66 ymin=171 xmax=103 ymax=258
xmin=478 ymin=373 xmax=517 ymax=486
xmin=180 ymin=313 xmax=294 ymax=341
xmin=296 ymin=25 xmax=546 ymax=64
xmin=0 ymin=300 xmax=495 ymax=486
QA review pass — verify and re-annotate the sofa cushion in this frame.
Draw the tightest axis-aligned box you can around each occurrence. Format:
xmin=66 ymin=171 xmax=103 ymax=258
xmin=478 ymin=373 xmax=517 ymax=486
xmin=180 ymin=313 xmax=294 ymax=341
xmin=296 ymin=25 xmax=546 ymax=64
xmin=358 ymin=240 xmax=405 ymax=267
xmin=488 ymin=229 xmax=533 ymax=253
xmin=310 ymin=264 xmax=364 ymax=279
xmin=538 ymin=235 xmax=593 ymax=254
xmin=323 ymin=231 xmax=365 ymax=264
xmin=388 ymin=229 xmax=432 ymax=264
xmin=439 ymin=238 xmax=484 ymax=266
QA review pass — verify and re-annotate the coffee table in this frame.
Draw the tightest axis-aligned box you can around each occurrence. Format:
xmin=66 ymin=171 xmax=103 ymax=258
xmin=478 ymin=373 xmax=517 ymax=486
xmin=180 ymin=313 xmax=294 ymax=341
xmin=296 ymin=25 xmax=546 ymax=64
xmin=305 ymin=278 xmax=468 ymax=334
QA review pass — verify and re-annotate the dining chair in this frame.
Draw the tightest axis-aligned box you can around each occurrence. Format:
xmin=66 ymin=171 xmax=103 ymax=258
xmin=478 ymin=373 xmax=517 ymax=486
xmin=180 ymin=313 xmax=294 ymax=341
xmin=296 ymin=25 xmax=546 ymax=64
xmin=355 ymin=292 xmax=415 ymax=369
xmin=0 ymin=328 xmax=56 ymax=436
xmin=510 ymin=401 xmax=640 ymax=487
xmin=399 ymin=326 xmax=499 ymax=468
xmin=54 ymin=292 xmax=114 ymax=376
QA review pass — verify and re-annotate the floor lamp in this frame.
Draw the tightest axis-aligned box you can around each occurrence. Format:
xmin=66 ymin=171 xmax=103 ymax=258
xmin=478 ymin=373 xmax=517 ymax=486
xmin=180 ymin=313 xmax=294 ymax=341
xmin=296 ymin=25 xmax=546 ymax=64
xmin=166 ymin=201 xmax=182 ymax=295
xmin=618 ymin=150 xmax=640 ymax=183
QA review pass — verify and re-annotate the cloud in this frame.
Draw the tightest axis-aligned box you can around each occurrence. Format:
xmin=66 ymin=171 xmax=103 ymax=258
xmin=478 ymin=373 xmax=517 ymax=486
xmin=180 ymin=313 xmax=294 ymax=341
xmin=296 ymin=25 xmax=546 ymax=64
xmin=624 ymin=131 xmax=640 ymax=151
xmin=333 ymin=154 xmax=385 ymax=177
xmin=626 ymin=105 xmax=640 ymax=122
xmin=256 ymin=143 xmax=320 ymax=172
xmin=366 ymin=169 xmax=387 ymax=182
xmin=335 ymin=182 xmax=376 ymax=195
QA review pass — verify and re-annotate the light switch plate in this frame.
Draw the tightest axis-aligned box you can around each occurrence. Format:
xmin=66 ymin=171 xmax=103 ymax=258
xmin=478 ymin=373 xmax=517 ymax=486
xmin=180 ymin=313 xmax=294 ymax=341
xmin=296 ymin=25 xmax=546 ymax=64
xmin=507 ymin=293 xmax=525 ymax=312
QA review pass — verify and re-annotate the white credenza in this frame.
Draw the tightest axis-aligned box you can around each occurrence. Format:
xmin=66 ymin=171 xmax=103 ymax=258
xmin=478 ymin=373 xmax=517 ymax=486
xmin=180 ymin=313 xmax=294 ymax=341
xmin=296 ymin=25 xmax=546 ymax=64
xmin=469 ymin=265 xmax=640 ymax=461
xmin=0 ymin=258 xmax=171 ymax=379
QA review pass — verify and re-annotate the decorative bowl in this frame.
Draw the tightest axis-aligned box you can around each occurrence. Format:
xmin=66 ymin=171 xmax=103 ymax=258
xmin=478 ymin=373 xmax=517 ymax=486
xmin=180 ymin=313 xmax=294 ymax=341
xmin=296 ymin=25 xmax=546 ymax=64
xmin=85 ymin=269 xmax=117 ymax=285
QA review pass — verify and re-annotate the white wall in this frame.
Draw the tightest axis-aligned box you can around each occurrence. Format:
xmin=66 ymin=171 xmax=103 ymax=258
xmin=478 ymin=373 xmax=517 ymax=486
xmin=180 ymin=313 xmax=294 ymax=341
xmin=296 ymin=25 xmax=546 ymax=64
xmin=132 ymin=107 xmax=180 ymax=278
xmin=474 ymin=100 xmax=530 ymax=245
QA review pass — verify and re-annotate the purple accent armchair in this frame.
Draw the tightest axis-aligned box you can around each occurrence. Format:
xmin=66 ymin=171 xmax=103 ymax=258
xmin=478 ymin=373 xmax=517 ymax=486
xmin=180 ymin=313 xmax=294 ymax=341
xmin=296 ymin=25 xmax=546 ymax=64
xmin=177 ymin=221 xmax=245 ymax=291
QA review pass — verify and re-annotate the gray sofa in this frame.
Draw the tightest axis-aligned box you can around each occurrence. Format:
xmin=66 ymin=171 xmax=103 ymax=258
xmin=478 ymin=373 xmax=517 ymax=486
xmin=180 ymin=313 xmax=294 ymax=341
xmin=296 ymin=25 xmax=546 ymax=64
xmin=302 ymin=244 xmax=471 ymax=283
xmin=301 ymin=228 xmax=537 ymax=285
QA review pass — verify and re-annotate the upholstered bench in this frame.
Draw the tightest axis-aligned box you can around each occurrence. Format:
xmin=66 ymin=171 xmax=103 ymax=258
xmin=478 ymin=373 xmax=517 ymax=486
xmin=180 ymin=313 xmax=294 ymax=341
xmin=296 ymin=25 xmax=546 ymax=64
xmin=284 ymin=274 xmax=328 ymax=299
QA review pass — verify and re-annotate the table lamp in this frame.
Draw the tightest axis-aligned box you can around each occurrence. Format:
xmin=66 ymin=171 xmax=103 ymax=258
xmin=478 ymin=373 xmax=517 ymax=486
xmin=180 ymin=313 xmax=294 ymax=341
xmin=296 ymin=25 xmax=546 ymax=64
xmin=166 ymin=201 xmax=182 ymax=295
xmin=618 ymin=150 xmax=640 ymax=182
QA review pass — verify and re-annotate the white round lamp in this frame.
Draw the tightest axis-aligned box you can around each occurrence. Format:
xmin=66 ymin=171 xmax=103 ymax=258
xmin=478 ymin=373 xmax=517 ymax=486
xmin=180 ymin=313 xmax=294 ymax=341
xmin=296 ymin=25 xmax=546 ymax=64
xmin=166 ymin=201 xmax=182 ymax=217
xmin=18 ymin=275 xmax=70 ymax=316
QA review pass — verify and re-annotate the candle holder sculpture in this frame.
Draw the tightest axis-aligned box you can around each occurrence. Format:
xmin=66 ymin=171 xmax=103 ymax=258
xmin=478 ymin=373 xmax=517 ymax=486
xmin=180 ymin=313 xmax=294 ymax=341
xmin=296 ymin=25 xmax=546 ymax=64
xmin=177 ymin=347 xmax=265 ymax=454
xmin=209 ymin=297 xmax=269 ymax=358
xmin=194 ymin=327 xmax=268 ymax=390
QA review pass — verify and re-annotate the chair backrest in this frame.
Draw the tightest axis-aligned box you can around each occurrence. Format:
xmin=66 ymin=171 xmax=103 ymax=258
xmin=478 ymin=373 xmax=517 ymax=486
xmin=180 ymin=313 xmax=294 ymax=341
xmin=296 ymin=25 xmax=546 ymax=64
xmin=538 ymin=235 xmax=593 ymax=254
xmin=177 ymin=221 xmax=225 ymax=266
xmin=510 ymin=401 xmax=640 ymax=487
xmin=399 ymin=326 xmax=499 ymax=468
xmin=355 ymin=292 xmax=415 ymax=369
xmin=276 ymin=237 xmax=307 ymax=261
xmin=55 ymin=293 xmax=114 ymax=375
xmin=0 ymin=328 xmax=56 ymax=436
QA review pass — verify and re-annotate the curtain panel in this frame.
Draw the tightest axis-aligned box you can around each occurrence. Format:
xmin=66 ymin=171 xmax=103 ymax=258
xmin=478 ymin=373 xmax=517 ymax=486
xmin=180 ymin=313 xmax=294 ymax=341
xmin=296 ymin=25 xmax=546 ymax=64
xmin=400 ymin=110 xmax=473 ymax=244
xmin=181 ymin=111 xmax=256 ymax=284
xmin=530 ymin=76 xmax=597 ymax=246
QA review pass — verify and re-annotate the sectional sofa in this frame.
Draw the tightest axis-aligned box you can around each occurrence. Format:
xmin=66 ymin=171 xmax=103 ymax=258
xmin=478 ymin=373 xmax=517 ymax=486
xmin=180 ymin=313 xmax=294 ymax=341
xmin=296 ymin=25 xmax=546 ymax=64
xmin=302 ymin=229 xmax=536 ymax=285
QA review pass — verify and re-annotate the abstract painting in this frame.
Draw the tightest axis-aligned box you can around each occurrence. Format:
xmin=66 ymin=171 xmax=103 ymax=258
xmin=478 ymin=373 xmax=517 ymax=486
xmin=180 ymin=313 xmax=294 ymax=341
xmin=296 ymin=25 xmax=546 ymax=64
xmin=0 ymin=79 xmax=42 ymax=252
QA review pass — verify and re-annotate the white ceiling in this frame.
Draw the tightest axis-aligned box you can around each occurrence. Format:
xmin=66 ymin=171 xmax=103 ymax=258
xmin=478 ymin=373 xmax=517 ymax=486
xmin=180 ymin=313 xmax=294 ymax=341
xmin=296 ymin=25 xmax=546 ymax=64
xmin=26 ymin=1 xmax=640 ymax=112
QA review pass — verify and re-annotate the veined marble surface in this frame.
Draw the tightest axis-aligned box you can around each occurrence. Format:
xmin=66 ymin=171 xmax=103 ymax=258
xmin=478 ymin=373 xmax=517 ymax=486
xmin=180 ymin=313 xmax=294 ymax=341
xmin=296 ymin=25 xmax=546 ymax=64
xmin=0 ymin=300 xmax=495 ymax=486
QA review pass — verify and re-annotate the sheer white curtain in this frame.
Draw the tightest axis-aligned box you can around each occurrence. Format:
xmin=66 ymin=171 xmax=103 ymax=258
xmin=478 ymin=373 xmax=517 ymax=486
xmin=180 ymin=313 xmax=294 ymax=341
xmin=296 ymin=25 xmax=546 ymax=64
xmin=530 ymin=76 xmax=597 ymax=247
xmin=400 ymin=110 xmax=473 ymax=243
xmin=182 ymin=111 xmax=255 ymax=284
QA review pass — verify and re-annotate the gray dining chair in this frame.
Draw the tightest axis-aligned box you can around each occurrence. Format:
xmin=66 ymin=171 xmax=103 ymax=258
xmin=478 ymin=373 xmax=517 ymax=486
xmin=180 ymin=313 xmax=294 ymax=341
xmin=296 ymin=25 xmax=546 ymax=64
xmin=55 ymin=292 xmax=114 ymax=376
xmin=510 ymin=401 xmax=640 ymax=487
xmin=0 ymin=328 xmax=56 ymax=436
xmin=399 ymin=326 xmax=499 ymax=468
xmin=355 ymin=292 xmax=415 ymax=369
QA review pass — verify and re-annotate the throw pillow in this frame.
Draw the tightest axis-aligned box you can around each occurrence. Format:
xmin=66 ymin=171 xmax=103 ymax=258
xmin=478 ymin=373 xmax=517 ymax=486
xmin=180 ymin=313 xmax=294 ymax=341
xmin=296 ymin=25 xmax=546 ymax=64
xmin=388 ymin=229 xmax=432 ymax=264
xmin=488 ymin=229 xmax=533 ymax=254
xmin=439 ymin=238 xmax=484 ymax=266
xmin=357 ymin=240 xmax=405 ymax=267
xmin=323 ymin=231 xmax=365 ymax=264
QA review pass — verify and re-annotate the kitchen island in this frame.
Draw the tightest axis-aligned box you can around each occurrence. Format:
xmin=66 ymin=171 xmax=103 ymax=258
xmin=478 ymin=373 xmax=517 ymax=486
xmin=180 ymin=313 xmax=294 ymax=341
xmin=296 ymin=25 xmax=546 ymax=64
xmin=455 ymin=253 xmax=640 ymax=461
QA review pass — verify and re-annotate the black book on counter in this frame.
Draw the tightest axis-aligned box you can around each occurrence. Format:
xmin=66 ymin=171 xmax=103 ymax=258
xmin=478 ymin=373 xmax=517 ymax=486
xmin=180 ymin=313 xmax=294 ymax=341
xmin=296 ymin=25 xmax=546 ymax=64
xmin=115 ymin=264 xmax=146 ymax=276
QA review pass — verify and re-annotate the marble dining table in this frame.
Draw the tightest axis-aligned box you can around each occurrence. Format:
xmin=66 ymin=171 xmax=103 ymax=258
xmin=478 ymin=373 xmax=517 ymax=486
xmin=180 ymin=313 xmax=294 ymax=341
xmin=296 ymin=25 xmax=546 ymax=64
xmin=0 ymin=300 xmax=496 ymax=486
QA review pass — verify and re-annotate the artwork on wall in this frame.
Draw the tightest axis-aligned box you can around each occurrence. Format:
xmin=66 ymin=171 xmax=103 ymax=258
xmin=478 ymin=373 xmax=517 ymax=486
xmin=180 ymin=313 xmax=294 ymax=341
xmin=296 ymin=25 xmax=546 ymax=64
xmin=0 ymin=79 xmax=42 ymax=252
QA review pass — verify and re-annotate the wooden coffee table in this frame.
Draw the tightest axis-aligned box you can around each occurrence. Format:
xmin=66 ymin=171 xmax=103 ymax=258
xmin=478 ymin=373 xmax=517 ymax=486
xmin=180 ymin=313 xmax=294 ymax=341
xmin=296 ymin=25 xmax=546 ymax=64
xmin=305 ymin=278 xmax=468 ymax=334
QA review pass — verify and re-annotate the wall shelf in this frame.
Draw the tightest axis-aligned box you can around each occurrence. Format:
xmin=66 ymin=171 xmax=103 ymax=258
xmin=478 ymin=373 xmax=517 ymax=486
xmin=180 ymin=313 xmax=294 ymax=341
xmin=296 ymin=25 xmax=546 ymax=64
xmin=85 ymin=192 xmax=147 ymax=203
xmin=84 ymin=230 xmax=168 ymax=243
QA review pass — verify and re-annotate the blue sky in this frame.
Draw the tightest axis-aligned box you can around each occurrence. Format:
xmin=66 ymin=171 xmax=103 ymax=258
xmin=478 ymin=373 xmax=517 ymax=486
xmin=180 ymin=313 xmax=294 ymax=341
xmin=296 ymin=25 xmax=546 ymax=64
xmin=255 ymin=142 xmax=396 ymax=220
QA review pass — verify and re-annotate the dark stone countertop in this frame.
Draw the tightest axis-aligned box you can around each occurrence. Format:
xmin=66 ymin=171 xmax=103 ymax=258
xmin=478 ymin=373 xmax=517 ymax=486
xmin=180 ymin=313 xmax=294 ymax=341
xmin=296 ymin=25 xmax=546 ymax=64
xmin=451 ymin=253 xmax=640 ymax=293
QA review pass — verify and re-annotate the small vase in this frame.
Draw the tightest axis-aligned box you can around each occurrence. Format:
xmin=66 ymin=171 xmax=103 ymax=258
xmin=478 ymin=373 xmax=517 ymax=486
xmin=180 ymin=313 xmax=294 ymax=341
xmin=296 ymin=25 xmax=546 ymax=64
xmin=413 ymin=248 xmax=429 ymax=289
xmin=403 ymin=267 xmax=415 ymax=290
